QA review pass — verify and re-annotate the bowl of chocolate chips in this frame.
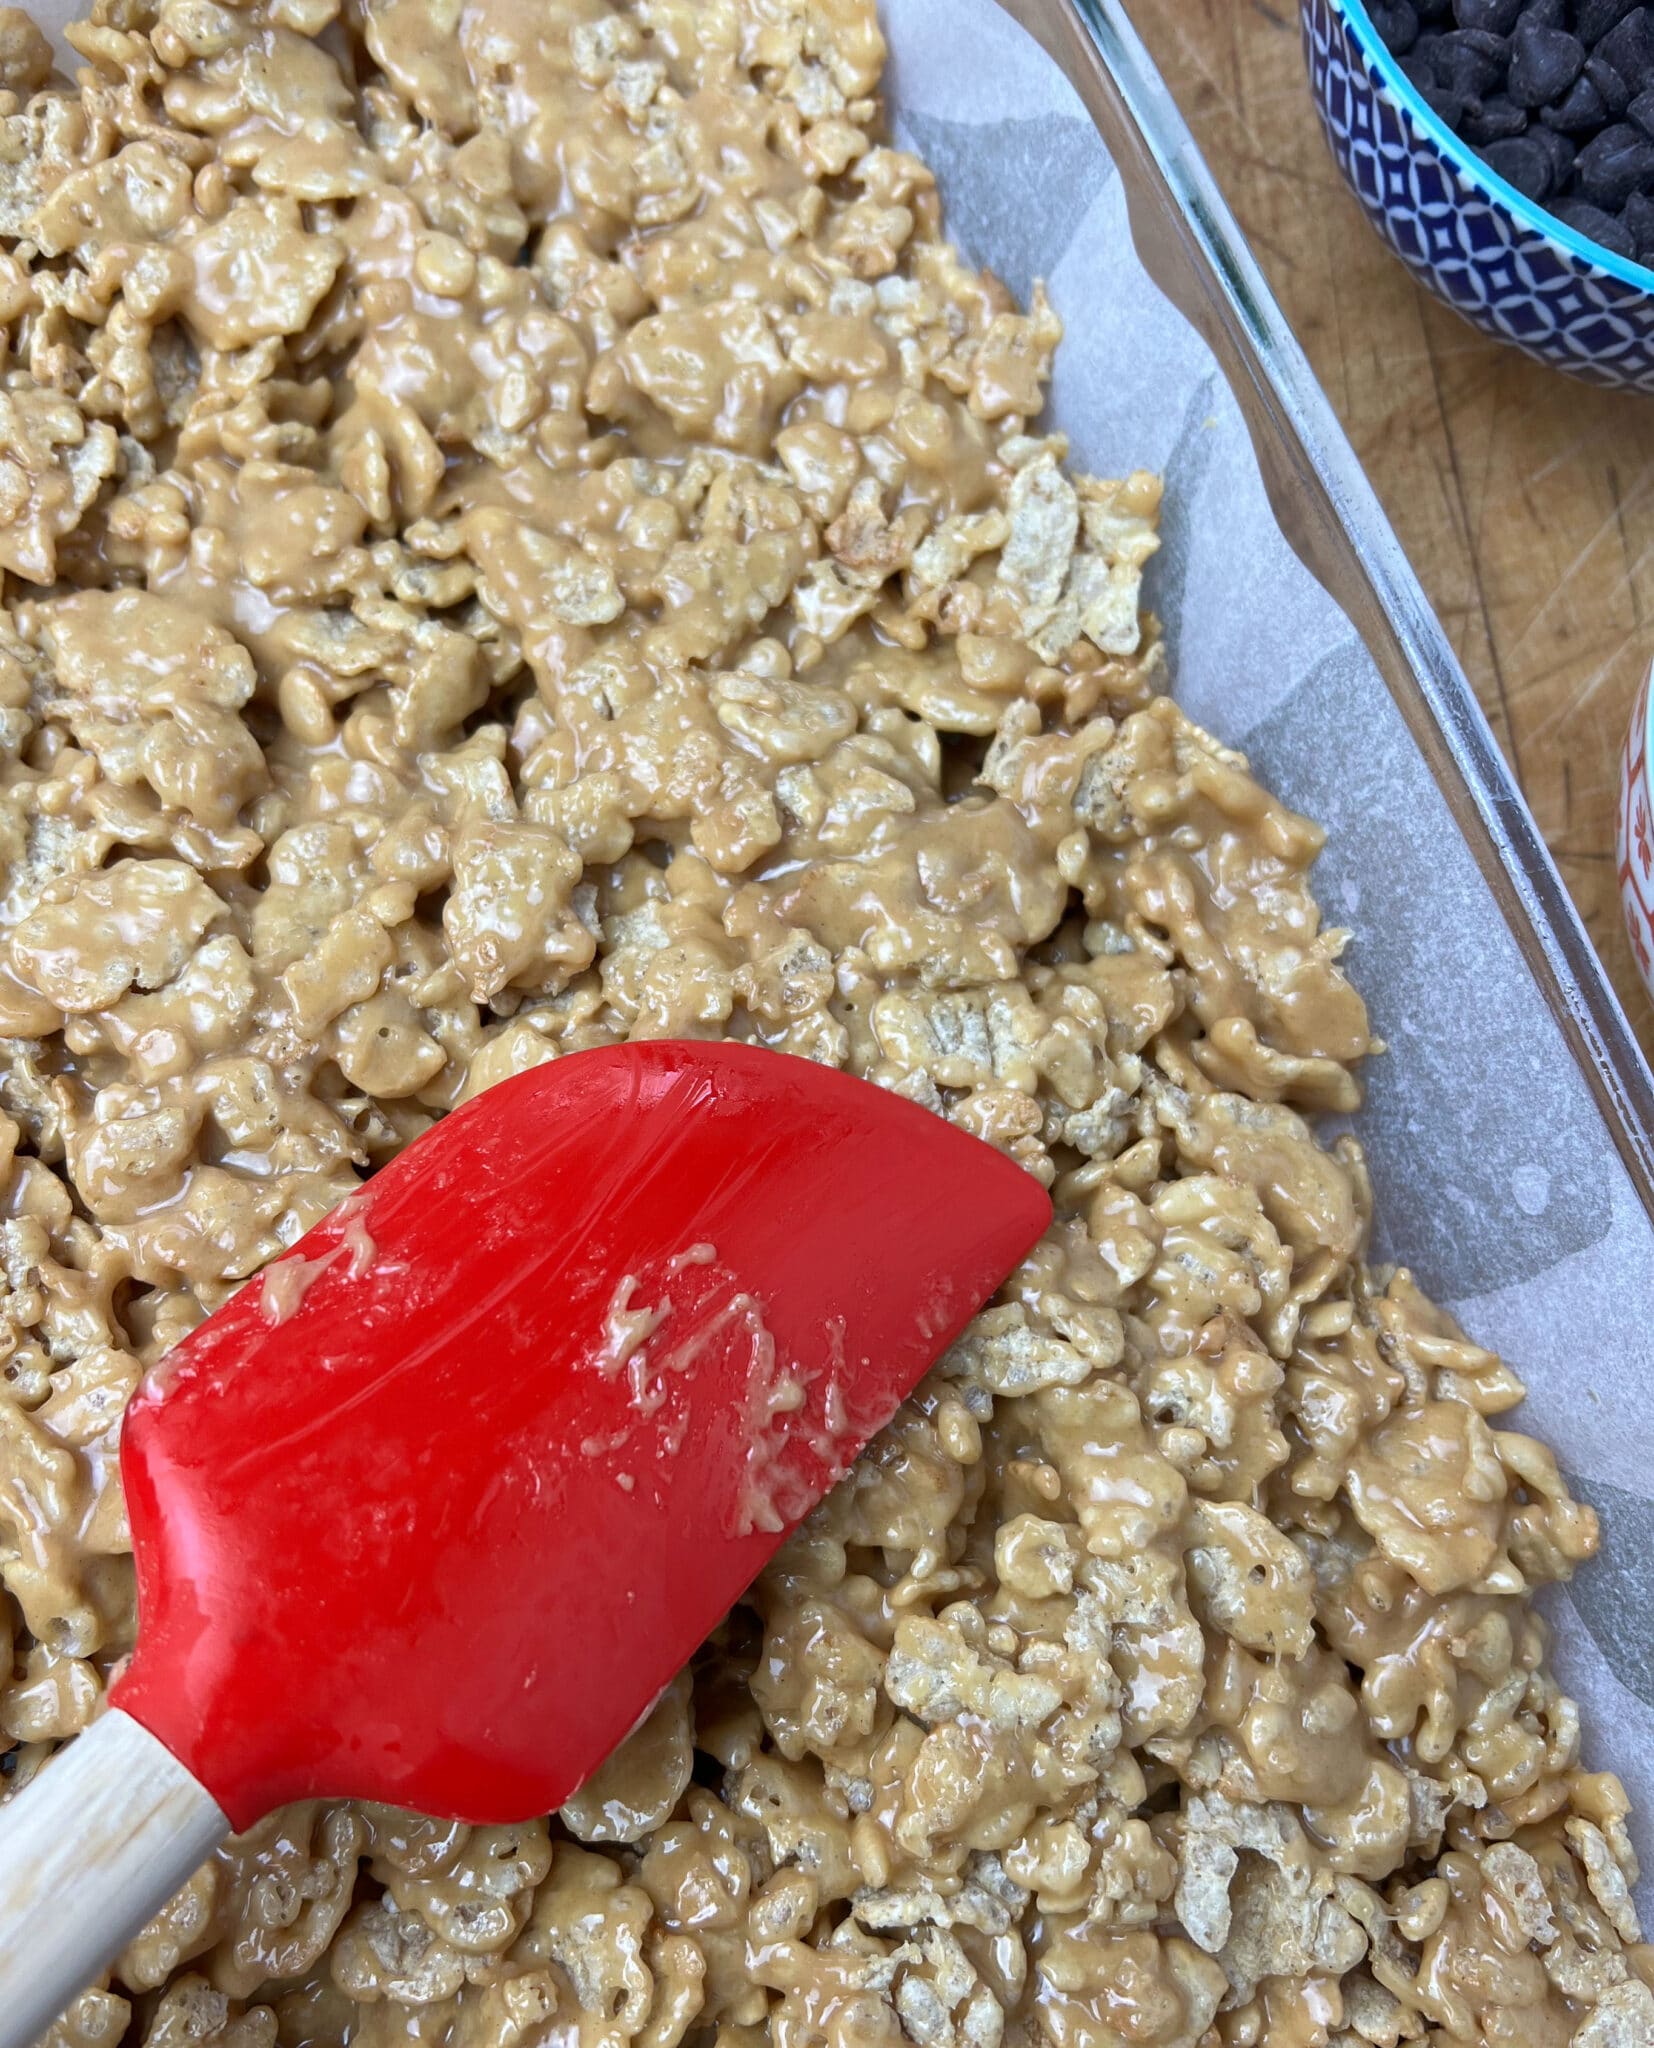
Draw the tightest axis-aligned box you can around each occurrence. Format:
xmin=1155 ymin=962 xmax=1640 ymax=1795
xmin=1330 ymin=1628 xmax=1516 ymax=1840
xmin=1302 ymin=0 xmax=1654 ymax=389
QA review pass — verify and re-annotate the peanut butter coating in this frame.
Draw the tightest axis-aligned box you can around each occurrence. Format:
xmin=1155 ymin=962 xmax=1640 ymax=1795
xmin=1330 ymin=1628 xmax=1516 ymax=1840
xmin=0 ymin=3 xmax=1645 ymax=2045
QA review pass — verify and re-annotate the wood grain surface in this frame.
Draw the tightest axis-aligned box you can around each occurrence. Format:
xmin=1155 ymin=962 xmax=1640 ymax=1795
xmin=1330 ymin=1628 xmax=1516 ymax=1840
xmin=1132 ymin=0 xmax=1654 ymax=1059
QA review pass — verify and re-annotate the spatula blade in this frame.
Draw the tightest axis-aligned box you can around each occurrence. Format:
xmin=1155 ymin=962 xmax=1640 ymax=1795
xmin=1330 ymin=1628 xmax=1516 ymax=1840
xmin=113 ymin=1043 xmax=1051 ymax=1827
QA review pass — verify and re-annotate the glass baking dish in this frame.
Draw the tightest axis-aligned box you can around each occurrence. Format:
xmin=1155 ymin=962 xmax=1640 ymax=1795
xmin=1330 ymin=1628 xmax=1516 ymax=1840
xmin=1005 ymin=0 xmax=1654 ymax=1206
xmin=891 ymin=0 xmax=1654 ymax=1888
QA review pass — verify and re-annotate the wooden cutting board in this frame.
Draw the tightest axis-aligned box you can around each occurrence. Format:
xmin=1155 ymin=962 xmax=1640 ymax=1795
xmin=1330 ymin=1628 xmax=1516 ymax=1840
xmin=1136 ymin=0 xmax=1654 ymax=1062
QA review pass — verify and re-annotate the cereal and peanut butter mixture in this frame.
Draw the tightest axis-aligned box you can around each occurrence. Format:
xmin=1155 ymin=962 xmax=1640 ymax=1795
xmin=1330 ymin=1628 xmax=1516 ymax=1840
xmin=0 ymin=0 xmax=1647 ymax=2043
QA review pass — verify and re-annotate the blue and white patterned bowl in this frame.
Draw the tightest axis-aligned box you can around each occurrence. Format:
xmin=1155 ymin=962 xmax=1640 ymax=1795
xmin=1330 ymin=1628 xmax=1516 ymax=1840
xmin=1302 ymin=0 xmax=1654 ymax=391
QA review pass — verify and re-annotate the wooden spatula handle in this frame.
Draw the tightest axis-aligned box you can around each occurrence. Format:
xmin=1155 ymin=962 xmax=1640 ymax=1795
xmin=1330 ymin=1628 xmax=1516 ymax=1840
xmin=0 ymin=1709 xmax=227 ymax=2048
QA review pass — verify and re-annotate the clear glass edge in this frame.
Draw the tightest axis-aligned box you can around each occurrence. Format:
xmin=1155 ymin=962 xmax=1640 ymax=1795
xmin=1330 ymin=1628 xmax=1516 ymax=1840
xmin=1017 ymin=0 xmax=1654 ymax=1219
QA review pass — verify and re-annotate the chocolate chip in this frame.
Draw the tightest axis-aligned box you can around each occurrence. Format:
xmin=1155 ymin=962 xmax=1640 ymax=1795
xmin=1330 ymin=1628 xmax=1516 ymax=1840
xmin=1528 ymin=121 xmax=1577 ymax=183
xmin=1481 ymin=132 xmax=1558 ymax=195
xmin=1541 ymin=72 xmax=1609 ymax=129
xmin=1401 ymin=53 xmax=1471 ymax=123
xmin=1552 ymin=193 xmax=1639 ymax=254
xmin=1580 ymin=0 xmax=1640 ymax=43
xmin=1621 ymin=187 xmax=1654 ymax=253
xmin=1462 ymin=91 xmax=1531 ymax=139
xmin=1586 ymin=52 xmax=1632 ymax=113
xmin=1430 ymin=26 xmax=1509 ymax=97
xmin=1451 ymin=0 xmax=1520 ymax=29
xmin=1399 ymin=51 xmax=1433 ymax=88
xmin=1508 ymin=20 xmax=1584 ymax=106
xmin=1595 ymin=7 xmax=1654 ymax=88
xmin=1576 ymin=119 xmax=1654 ymax=202
xmin=1371 ymin=0 xmax=1421 ymax=55
xmin=1425 ymin=81 xmax=1475 ymax=122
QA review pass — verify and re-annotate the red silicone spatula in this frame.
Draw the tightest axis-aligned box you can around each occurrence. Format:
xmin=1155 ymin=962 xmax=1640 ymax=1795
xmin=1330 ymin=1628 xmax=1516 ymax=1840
xmin=0 ymin=1040 xmax=1049 ymax=2044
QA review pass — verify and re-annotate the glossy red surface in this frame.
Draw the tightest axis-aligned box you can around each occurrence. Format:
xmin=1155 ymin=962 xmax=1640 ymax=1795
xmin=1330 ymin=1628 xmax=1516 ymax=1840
xmin=112 ymin=1042 xmax=1050 ymax=1830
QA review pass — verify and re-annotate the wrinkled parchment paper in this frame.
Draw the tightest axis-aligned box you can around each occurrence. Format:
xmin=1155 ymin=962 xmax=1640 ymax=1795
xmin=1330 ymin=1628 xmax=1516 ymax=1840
xmin=23 ymin=0 xmax=1654 ymax=1908
xmin=883 ymin=0 xmax=1654 ymax=1903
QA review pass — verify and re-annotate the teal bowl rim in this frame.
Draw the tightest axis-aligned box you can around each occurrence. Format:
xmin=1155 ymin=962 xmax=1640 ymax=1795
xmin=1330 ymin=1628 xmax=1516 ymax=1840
xmin=1331 ymin=0 xmax=1654 ymax=293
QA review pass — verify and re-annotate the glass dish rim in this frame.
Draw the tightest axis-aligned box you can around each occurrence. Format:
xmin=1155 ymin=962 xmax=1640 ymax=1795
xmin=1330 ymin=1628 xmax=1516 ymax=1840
xmin=999 ymin=0 xmax=1654 ymax=1226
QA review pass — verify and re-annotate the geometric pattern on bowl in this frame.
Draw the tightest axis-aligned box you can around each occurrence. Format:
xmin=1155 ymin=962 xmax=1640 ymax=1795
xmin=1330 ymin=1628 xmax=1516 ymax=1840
xmin=1301 ymin=0 xmax=1654 ymax=392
